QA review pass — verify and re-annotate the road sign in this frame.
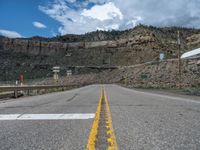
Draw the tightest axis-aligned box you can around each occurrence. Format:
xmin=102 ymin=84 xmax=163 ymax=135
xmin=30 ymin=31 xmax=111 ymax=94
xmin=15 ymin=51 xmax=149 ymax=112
xmin=52 ymin=66 xmax=60 ymax=82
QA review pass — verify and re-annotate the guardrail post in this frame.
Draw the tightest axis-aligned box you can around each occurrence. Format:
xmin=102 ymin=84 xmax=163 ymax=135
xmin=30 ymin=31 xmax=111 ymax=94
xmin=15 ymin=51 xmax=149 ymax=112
xmin=27 ymin=89 xmax=30 ymax=96
xmin=14 ymin=90 xmax=18 ymax=98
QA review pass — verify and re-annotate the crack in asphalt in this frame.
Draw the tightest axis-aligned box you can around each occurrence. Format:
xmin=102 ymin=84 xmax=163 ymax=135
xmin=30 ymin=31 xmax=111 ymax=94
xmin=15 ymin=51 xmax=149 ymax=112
xmin=0 ymin=93 xmax=79 ymax=110
xmin=66 ymin=93 xmax=78 ymax=102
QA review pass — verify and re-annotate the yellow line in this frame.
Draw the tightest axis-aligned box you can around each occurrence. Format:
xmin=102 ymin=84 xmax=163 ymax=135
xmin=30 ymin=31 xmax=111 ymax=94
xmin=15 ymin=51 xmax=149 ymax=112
xmin=86 ymin=88 xmax=103 ymax=150
xmin=103 ymin=87 xmax=118 ymax=150
xmin=86 ymin=87 xmax=118 ymax=150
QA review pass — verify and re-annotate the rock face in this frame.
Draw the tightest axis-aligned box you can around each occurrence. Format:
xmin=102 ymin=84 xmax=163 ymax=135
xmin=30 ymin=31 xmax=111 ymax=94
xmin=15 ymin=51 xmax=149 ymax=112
xmin=187 ymin=34 xmax=200 ymax=48
xmin=0 ymin=25 xmax=200 ymax=81
xmin=108 ymin=59 xmax=200 ymax=88
xmin=36 ymin=59 xmax=200 ymax=89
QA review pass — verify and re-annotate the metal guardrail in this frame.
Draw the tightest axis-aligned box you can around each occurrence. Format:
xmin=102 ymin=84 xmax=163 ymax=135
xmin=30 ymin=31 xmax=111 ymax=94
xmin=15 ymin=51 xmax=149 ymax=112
xmin=0 ymin=85 xmax=67 ymax=91
xmin=0 ymin=84 xmax=79 ymax=98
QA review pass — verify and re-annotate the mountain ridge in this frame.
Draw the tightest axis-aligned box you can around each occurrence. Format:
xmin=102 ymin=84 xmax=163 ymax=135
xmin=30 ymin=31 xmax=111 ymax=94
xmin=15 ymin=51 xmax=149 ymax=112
xmin=0 ymin=24 xmax=200 ymax=81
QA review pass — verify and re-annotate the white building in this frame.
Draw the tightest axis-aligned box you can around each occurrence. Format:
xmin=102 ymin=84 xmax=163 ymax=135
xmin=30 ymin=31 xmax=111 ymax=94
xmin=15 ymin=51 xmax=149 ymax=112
xmin=181 ymin=48 xmax=200 ymax=59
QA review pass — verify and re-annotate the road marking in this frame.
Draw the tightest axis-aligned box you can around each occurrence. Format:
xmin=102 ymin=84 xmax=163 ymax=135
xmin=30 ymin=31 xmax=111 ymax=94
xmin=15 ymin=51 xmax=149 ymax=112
xmin=87 ymin=88 xmax=103 ymax=149
xmin=104 ymin=87 xmax=118 ymax=150
xmin=120 ymin=86 xmax=200 ymax=104
xmin=86 ymin=87 xmax=118 ymax=150
xmin=0 ymin=113 xmax=95 ymax=120
xmin=134 ymin=90 xmax=200 ymax=104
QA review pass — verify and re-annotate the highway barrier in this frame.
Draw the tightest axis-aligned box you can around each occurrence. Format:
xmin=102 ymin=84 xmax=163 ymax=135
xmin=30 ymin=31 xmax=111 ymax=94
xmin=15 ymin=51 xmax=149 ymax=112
xmin=0 ymin=84 xmax=83 ymax=98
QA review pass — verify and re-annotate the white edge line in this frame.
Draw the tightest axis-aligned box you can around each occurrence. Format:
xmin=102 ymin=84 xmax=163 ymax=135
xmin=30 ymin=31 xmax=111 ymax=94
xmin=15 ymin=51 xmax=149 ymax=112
xmin=135 ymin=90 xmax=200 ymax=104
xmin=119 ymin=86 xmax=200 ymax=104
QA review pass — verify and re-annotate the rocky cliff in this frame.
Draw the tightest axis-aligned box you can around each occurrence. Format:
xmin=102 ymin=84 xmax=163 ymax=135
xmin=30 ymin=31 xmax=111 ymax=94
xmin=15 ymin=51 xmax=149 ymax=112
xmin=0 ymin=25 xmax=200 ymax=81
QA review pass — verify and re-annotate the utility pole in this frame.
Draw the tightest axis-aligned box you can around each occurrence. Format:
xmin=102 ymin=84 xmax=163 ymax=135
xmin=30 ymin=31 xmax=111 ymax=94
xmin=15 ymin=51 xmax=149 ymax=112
xmin=109 ymin=54 xmax=111 ymax=71
xmin=125 ymin=58 xmax=129 ymax=86
xmin=177 ymin=30 xmax=181 ymax=88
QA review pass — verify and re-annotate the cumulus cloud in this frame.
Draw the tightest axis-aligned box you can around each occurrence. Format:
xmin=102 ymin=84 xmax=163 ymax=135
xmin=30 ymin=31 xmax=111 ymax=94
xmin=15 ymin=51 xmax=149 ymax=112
xmin=81 ymin=2 xmax=123 ymax=21
xmin=39 ymin=0 xmax=126 ymax=34
xmin=0 ymin=29 xmax=23 ymax=38
xmin=97 ymin=24 xmax=119 ymax=31
xmin=114 ymin=0 xmax=200 ymax=28
xmin=39 ymin=0 xmax=200 ymax=35
xmin=33 ymin=21 xmax=47 ymax=29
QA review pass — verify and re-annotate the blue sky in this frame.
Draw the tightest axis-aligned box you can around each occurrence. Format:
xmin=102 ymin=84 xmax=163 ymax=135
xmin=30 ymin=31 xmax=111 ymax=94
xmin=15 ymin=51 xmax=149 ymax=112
xmin=0 ymin=0 xmax=200 ymax=38
xmin=0 ymin=0 xmax=60 ymax=37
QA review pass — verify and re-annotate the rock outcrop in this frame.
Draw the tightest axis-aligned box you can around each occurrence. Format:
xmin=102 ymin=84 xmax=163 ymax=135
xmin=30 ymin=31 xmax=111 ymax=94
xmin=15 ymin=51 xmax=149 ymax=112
xmin=0 ymin=25 xmax=200 ymax=81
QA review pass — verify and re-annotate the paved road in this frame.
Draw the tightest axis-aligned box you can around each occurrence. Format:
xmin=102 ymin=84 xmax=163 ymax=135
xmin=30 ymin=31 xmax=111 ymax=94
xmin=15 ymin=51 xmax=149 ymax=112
xmin=0 ymin=84 xmax=200 ymax=149
xmin=106 ymin=85 xmax=200 ymax=150
xmin=0 ymin=85 xmax=100 ymax=150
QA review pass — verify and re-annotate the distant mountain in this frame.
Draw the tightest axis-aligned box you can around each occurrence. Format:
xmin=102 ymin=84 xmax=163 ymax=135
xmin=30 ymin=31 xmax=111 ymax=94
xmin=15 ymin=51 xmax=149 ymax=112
xmin=0 ymin=24 xmax=200 ymax=81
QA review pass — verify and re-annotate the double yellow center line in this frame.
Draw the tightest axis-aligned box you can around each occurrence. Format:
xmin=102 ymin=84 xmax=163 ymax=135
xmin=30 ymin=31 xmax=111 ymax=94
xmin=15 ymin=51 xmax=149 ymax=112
xmin=86 ymin=87 xmax=118 ymax=150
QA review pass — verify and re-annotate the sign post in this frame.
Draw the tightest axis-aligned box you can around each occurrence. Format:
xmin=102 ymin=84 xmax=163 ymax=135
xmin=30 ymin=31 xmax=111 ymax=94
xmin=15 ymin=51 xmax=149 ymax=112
xmin=52 ymin=66 xmax=60 ymax=83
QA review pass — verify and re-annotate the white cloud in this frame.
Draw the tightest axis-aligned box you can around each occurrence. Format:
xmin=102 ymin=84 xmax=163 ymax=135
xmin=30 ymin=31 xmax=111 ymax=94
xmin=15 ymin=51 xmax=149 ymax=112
xmin=106 ymin=24 xmax=119 ymax=30
xmin=96 ymin=27 xmax=105 ymax=31
xmin=0 ymin=29 xmax=23 ymax=38
xmin=97 ymin=24 xmax=119 ymax=31
xmin=33 ymin=21 xmax=47 ymax=29
xmin=81 ymin=2 xmax=123 ymax=21
xmin=39 ymin=0 xmax=124 ymax=34
xmin=39 ymin=0 xmax=76 ymax=34
xmin=39 ymin=0 xmax=200 ymax=35
xmin=114 ymin=0 xmax=200 ymax=28
xmin=126 ymin=16 xmax=143 ymax=27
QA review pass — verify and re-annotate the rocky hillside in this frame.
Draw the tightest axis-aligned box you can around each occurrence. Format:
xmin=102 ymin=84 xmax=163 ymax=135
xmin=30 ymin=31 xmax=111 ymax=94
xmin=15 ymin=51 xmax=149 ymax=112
xmin=0 ymin=25 xmax=200 ymax=81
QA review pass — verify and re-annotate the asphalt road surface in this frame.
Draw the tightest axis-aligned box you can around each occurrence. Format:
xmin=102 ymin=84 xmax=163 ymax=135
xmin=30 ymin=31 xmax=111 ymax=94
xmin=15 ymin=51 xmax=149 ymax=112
xmin=0 ymin=84 xmax=200 ymax=150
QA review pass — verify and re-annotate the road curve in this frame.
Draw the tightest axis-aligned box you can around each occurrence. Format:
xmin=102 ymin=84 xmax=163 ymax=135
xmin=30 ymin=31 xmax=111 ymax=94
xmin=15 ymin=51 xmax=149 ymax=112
xmin=0 ymin=84 xmax=199 ymax=150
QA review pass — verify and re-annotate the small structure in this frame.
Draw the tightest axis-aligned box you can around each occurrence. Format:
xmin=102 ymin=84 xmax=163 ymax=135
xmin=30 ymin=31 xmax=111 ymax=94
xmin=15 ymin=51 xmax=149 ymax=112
xmin=159 ymin=52 xmax=165 ymax=60
xmin=66 ymin=70 xmax=72 ymax=76
xmin=52 ymin=66 xmax=60 ymax=82
xmin=181 ymin=48 xmax=200 ymax=59
xmin=65 ymin=53 xmax=72 ymax=57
